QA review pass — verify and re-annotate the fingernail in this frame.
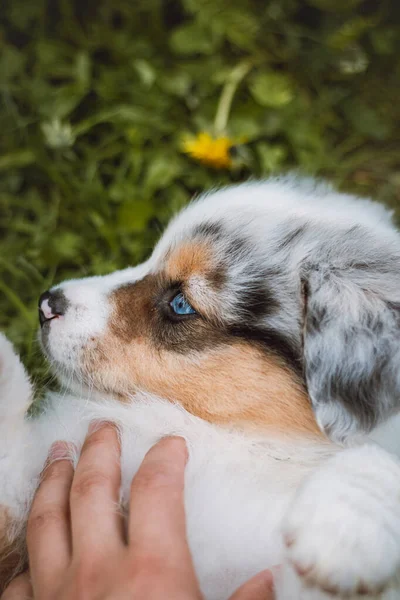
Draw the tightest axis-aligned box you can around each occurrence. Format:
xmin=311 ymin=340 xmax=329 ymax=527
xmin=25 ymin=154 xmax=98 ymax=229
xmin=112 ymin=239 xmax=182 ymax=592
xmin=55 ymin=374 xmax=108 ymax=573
xmin=270 ymin=565 xmax=282 ymax=588
xmin=270 ymin=565 xmax=282 ymax=576
xmin=162 ymin=436 xmax=188 ymax=462
xmin=40 ymin=442 xmax=72 ymax=477
xmin=87 ymin=420 xmax=117 ymax=437
xmin=146 ymin=436 xmax=188 ymax=466
xmin=258 ymin=569 xmax=274 ymax=591
xmin=88 ymin=419 xmax=104 ymax=435
xmin=49 ymin=441 xmax=70 ymax=460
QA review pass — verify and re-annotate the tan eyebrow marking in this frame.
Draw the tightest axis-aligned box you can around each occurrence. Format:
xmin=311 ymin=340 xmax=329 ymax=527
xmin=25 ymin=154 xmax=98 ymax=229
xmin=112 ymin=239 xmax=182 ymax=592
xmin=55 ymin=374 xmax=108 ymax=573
xmin=165 ymin=241 xmax=216 ymax=282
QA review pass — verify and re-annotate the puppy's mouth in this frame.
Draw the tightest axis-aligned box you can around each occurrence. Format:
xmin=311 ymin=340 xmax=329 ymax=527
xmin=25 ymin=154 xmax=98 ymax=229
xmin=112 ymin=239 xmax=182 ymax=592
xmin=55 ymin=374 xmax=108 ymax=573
xmin=38 ymin=330 xmax=88 ymax=392
xmin=48 ymin=358 xmax=121 ymax=399
xmin=41 ymin=339 xmax=131 ymax=400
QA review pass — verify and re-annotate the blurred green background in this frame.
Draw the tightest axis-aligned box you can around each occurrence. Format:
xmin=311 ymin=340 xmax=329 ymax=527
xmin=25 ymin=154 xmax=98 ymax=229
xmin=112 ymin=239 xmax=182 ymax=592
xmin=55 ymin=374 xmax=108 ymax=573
xmin=1 ymin=0 xmax=400 ymax=385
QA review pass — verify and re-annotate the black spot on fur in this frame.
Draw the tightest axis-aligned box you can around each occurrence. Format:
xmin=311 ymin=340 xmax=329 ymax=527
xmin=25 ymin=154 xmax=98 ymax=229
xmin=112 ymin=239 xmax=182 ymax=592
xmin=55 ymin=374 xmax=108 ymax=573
xmin=276 ymin=224 xmax=307 ymax=251
xmin=226 ymin=235 xmax=249 ymax=259
xmin=387 ymin=301 xmax=400 ymax=312
xmin=229 ymin=324 xmax=302 ymax=374
xmin=306 ymin=305 xmax=327 ymax=334
xmin=226 ymin=266 xmax=298 ymax=367
xmin=344 ymin=225 xmax=362 ymax=236
xmin=348 ymin=259 xmax=399 ymax=273
xmin=315 ymin=362 xmax=388 ymax=432
xmin=192 ymin=222 xmax=223 ymax=240
xmin=171 ymin=224 xmax=300 ymax=370
xmin=238 ymin=283 xmax=279 ymax=320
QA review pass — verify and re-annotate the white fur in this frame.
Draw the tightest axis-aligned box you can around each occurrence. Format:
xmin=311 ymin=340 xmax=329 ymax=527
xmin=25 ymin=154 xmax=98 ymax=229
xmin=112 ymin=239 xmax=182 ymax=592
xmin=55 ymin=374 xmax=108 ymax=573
xmin=1 ymin=338 xmax=400 ymax=599
xmin=2 ymin=177 xmax=400 ymax=599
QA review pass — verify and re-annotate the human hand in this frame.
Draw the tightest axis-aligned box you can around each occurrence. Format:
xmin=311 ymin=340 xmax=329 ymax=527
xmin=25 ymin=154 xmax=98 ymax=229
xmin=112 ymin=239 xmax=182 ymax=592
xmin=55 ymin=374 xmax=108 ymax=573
xmin=2 ymin=425 xmax=276 ymax=599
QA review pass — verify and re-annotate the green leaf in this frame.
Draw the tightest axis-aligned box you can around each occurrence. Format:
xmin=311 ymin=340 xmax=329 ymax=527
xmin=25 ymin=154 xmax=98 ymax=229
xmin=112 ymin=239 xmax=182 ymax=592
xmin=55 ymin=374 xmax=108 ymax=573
xmin=134 ymin=59 xmax=157 ymax=88
xmin=328 ymin=17 xmax=375 ymax=50
xmin=0 ymin=150 xmax=35 ymax=171
xmin=370 ymin=29 xmax=398 ymax=55
xmin=249 ymin=73 xmax=294 ymax=108
xmin=1 ymin=0 xmax=399 ymax=384
xmin=257 ymin=143 xmax=288 ymax=173
xmin=117 ymin=198 xmax=154 ymax=233
xmin=170 ymin=23 xmax=219 ymax=55
xmin=50 ymin=232 xmax=82 ymax=262
xmin=160 ymin=71 xmax=192 ymax=97
xmin=344 ymin=101 xmax=390 ymax=140
xmin=211 ymin=9 xmax=259 ymax=50
xmin=143 ymin=155 xmax=183 ymax=193
xmin=0 ymin=45 xmax=25 ymax=81
xmin=75 ymin=52 xmax=91 ymax=89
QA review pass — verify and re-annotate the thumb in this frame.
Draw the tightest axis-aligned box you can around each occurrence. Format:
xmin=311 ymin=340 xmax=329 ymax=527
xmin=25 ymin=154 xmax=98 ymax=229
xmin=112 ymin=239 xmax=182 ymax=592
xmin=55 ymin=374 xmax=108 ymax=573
xmin=229 ymin=569 xmax=276 ymax=600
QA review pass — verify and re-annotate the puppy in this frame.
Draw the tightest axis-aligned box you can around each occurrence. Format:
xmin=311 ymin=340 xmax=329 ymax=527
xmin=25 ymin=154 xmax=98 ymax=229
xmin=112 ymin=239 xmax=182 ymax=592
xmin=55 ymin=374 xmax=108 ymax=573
xmin=2 ymin=176 xmax=400 ymax=599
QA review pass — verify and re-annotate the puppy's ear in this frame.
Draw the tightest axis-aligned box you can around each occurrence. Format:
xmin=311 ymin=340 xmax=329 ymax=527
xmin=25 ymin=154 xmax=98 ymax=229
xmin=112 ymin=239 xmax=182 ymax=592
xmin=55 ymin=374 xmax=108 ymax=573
xmin=303 ymin=266 xmax=400 ymax=443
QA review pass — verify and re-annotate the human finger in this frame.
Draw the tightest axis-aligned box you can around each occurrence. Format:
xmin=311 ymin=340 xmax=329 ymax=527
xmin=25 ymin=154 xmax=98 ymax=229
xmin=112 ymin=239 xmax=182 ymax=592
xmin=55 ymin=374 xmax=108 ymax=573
xmin=229 ymin=569 xmax=275 ymax=600
xmin=27 ymin=442 xmax=73 ymax=597
xmin=69 ymin=422 xmax=123 ymax=557
xmin=128 ymin=437 xmax=197 ymax=583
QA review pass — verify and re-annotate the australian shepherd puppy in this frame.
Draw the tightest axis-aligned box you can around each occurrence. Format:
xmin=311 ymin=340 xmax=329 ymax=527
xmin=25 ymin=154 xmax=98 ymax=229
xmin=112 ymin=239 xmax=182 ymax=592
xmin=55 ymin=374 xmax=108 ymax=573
xmin=2 ymin=176 xmax=400 ymax=599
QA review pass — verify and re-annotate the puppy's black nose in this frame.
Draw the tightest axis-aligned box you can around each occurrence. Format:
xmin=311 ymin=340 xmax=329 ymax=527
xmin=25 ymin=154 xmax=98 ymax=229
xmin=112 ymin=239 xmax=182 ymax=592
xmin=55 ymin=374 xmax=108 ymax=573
xmin=38 ymin=290 xmax=68 ymax=327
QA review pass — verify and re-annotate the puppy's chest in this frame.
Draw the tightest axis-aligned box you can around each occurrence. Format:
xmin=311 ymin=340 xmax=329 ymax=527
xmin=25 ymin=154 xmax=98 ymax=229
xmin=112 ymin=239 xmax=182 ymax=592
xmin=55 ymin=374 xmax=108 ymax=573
xmin=116 ymin=435 xmax=328 ymax=598
xmin=35 ymin=394 xmax=334 ymax=599
xmin=117 ymin=438 xmax=301 ymax=599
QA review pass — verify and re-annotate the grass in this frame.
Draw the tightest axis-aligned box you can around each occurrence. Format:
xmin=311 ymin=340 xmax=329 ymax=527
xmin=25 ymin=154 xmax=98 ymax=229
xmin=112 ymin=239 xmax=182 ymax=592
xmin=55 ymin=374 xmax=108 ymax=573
xmin=1 ymin=0 xmax=400 ymax=387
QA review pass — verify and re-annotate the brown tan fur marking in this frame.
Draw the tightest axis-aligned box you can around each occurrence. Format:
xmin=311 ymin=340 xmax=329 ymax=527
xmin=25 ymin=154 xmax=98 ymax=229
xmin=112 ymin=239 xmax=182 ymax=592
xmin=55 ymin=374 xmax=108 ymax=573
xmin=82 ymin=240 xmax=322 ymax=437
xmin=84 ymin=331 xmax=322 ymax=437
xmin=107 ymin=273 xmax=228 ymax=355
xmin=165 ymin=241 xmax=215 ymax=282
xmin=110 ymin=275 xmax=162 ymax=343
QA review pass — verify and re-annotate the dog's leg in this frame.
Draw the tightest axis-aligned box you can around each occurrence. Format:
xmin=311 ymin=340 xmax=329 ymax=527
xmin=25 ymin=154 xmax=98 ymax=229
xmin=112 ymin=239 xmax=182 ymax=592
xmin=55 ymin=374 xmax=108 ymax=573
xmin=282 ymin=444 xmax=400 ymax=599
xmin=0 ymin=333 xmax=34 ymax=592
xmin=0 ymin=333 xmax=33 ymax=425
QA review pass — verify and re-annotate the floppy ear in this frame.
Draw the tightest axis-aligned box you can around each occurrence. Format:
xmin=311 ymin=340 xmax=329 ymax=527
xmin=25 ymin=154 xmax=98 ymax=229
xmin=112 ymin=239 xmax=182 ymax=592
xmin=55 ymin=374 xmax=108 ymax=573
xmin=303 ymin=265 xmax=400 ymax=443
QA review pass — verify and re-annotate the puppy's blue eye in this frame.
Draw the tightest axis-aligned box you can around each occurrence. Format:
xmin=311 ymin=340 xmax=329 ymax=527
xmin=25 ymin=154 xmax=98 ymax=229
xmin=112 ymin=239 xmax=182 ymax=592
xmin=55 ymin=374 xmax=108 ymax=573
xmin=170 ymin=292 xmax=196 ymax=316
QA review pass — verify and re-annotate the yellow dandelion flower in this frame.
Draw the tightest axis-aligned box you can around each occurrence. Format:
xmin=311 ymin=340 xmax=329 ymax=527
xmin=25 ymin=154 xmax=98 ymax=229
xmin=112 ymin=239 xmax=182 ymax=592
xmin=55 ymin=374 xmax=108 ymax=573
xmin=182 ymin=132 xmax=235 ymax=169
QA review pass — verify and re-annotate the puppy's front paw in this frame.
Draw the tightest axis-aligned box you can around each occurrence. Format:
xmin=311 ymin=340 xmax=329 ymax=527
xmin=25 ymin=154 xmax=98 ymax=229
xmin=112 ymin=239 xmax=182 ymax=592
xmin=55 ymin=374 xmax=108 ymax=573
xmin=0 ymin=333 xmax=32 ymax=417
xmin=283 ymin=445 xmax=400 ymax=597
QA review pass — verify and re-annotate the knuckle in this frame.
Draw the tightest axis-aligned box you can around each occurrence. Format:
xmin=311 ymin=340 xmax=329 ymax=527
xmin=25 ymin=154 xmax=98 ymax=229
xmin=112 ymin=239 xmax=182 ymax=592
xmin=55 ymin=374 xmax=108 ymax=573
xmin=132 ymin=553 xmax=166 ymax=577
xmin=70 ymin=568 xmax=99 ymax=599
xmin=42 ymin=459 xmax=72 ymax=482
xmin=129 ymin=577 xmax=162 ymax=598
xmin=74 ymin=557 xmax=101 ymax=585
xmin=71 ymin=470 xmax=112 ymax=501
xmin=81 ymin=434 xmax=104 ymax=455
xmin=27 ymin=506 xmax=64 ymax=537
xmin=128 ymin=559 xmax=186 ymax=597
xmin=70 ymin=553 xmax=116 ymax=599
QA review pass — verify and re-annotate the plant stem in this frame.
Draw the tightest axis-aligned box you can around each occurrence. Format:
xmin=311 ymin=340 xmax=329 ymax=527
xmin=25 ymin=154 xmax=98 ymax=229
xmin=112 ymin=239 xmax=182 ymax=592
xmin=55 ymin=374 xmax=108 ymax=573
xmin=214 ymin=61 xmax=253 ymax=136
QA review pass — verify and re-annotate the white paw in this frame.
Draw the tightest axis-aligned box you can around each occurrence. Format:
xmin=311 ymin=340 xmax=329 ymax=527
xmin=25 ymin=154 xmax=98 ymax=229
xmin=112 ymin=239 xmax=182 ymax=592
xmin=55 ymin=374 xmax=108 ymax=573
xmin=283 ymin=445 xmax=400 ymax=597
xmin=0 ymin=333 xmax=32 ymax=418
